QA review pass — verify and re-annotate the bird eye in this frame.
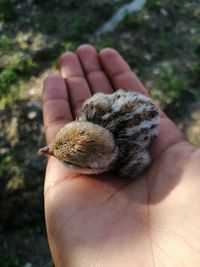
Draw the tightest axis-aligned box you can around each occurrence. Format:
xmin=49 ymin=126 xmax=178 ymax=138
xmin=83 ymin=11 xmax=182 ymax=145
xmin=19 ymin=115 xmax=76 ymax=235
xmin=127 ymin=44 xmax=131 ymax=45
xmin=63 ymin=160 xmax=92 ymax=169
xmin=63 ymin=160 xmax=83 ymax=168
xmin=63 ymin=160 xmax=73 ymax=165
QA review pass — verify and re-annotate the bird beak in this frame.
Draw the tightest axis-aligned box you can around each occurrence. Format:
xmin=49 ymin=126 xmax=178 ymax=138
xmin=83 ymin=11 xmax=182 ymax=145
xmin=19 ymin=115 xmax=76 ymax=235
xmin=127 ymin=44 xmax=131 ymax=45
xmin=39 ymin=145 xmax=54 ymax=156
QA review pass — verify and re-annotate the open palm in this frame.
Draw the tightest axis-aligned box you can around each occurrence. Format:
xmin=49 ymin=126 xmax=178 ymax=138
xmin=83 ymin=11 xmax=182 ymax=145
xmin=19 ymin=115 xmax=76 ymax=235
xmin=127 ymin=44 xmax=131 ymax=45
xmin=42 ymin=45 xmax=200 ymax=267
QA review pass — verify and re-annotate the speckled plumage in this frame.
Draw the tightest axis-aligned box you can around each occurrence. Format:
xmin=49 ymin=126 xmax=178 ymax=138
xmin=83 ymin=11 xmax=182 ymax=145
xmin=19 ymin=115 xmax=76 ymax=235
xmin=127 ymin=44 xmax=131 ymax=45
xmin=40 ymin=89 xmax=160 ymax=178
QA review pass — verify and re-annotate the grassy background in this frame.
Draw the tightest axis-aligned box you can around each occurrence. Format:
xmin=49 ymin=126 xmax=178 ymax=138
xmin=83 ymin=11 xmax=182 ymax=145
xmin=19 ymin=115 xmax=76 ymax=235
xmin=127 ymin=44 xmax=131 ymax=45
xmin=0 ymin=0 xmax=200 ymax=266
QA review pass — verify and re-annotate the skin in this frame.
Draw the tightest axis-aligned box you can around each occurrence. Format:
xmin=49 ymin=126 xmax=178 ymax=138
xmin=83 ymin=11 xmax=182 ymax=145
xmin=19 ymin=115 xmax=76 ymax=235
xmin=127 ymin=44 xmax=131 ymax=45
xmin=43 ymin=44 xmax=200 ymax=267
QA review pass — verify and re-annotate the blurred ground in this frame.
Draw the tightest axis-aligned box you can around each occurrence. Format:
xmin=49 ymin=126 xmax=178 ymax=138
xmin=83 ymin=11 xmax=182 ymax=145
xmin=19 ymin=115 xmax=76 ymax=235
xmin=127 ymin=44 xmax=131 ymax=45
xmin=0 ymin=0 xmax=200 ymax=266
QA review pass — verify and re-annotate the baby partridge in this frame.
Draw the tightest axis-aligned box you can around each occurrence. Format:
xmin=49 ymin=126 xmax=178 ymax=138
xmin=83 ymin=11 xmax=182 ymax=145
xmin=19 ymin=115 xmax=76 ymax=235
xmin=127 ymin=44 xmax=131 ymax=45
xmin=40 ymin=89 xmax=160 ymax=178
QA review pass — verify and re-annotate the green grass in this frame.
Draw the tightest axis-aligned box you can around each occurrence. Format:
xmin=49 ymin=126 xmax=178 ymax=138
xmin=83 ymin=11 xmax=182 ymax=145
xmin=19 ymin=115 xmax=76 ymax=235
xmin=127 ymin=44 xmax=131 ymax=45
xmin=0 ymin=55 xmax=37 ymax=107
xmin=150 ymin=61 xmax=189 ymax=106
xmin=0 ymin=35 xmax=12 ymax=52
xmin=0 ymin=33 xmax=37 ymax=107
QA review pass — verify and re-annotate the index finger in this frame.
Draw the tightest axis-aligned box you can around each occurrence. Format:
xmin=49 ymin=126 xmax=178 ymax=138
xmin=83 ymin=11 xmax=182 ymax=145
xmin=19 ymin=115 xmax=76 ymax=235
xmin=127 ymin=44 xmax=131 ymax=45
xmin=43 ymin=74 xmax=73 ymax=144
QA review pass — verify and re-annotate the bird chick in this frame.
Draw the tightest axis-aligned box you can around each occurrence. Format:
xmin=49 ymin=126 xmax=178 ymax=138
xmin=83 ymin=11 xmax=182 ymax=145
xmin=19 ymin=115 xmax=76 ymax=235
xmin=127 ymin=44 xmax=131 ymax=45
xmin=41 ymin=121 xmax=118 ymax=174
xmin=40 ymin=89 xmax=160 ymax=178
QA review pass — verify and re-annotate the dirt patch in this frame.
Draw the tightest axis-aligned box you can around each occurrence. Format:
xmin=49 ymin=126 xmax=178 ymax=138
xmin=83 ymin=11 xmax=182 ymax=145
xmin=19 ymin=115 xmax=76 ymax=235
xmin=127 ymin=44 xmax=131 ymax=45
xmin=0 ymin=99 xmax=51 ymax=266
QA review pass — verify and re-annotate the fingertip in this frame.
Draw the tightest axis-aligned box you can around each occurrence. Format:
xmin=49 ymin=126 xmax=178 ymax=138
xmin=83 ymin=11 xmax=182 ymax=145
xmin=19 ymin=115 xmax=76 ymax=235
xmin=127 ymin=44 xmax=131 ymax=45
xmin=99 ymin=47 xmax=120 ymax=57
xmin=58 ymin=51 xmax=75 ymax=67
xmin=59 ymin=51 xmax=84 ymax=78
xmin=76 ymin=44 xmax=100 ymax=73
xmin=99 ymin=48 xmax=130 ymax=77
xmin=76 ymin=44 xmax=97 ymax=55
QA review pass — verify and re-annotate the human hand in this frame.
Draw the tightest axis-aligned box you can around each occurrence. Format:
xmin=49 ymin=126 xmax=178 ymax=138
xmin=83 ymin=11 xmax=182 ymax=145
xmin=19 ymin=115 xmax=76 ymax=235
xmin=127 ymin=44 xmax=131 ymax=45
xmin=42 ymin=44 xmax=200 ymax=267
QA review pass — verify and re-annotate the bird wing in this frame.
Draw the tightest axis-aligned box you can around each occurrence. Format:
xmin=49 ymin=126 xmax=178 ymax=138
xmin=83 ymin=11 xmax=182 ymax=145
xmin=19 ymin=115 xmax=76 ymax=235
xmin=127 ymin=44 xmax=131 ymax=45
xmin=79 ymin=92 xmax=113 ymax=125
xmin=79 ymin=90 xmax=159 ymax=146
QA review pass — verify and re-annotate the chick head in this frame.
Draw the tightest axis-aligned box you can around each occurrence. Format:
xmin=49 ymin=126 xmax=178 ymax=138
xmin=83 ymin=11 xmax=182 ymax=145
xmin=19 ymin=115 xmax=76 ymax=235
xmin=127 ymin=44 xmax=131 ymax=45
xmin=40 ymin=121 xmax=118 ymax=174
